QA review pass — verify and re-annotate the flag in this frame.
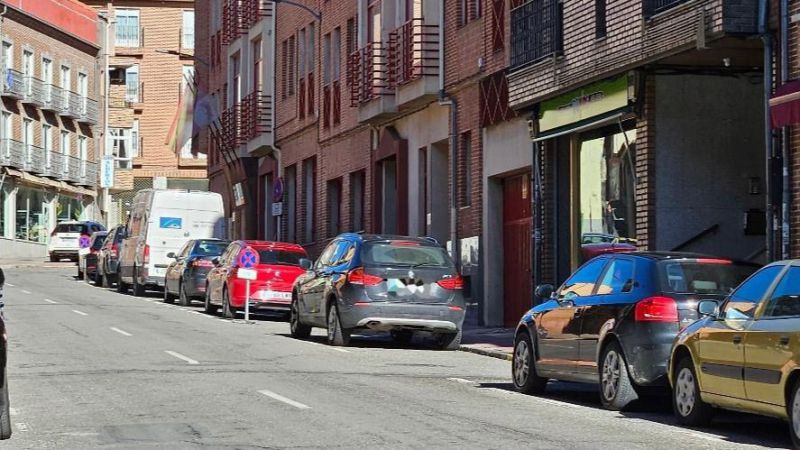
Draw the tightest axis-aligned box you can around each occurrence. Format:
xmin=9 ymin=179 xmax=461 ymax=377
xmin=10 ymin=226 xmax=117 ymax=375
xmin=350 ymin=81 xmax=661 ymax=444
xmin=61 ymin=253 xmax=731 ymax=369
xmin=166 ymin=82 xmax=195 ymax=154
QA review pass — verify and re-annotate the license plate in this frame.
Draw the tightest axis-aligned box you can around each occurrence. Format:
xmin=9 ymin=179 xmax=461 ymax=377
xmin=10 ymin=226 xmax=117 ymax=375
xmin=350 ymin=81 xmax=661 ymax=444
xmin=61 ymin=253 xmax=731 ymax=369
xmin=151 ymin=267 xmax=165 ymax=277
xmin=252 ymin=290 xmax=291 ymax=301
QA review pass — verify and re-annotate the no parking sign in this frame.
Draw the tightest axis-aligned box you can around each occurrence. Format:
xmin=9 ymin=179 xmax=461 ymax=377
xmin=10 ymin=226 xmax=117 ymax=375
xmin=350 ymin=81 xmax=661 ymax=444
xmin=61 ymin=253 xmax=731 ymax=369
xmin=237 ymin=246 xmax=259 ymax=269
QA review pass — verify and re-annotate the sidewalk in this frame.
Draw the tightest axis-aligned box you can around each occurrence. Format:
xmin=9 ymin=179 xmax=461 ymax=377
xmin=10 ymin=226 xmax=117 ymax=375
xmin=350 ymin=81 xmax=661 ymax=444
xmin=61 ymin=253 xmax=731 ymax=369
xmin=0 ymin=258 xmax=68 ymax=269
xmin=459 ymin=327 xmax=515 ymax=361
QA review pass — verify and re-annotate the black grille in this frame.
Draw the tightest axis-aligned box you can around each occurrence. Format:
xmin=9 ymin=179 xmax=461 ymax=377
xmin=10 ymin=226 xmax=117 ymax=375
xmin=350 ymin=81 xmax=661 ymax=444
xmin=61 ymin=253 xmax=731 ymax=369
xmin=642 ymin=0 xmax=689 ymax=17
xmin=510 ymin=0 xmax=564 ymax=70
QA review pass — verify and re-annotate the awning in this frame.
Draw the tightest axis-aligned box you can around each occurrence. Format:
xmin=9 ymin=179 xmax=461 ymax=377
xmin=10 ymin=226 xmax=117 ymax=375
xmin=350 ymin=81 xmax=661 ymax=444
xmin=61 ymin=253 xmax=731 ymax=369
xmin=769 ymin=79 xmax=800 ymax=128
xmin=2 ymin=167 xmax=96 ymax=197
xmin=532 ymin=110 xmax=633 ymax=142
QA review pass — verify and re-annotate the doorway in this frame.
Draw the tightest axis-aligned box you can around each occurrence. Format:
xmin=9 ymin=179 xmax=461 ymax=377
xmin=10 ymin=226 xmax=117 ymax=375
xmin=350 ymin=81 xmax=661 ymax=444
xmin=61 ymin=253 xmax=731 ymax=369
xmin=502 ymin=172 xmax=532 ymax=326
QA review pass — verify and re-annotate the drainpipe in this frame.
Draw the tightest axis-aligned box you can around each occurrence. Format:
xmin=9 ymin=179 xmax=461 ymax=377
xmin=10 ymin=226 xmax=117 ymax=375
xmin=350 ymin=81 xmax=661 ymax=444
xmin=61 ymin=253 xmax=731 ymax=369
xmin=780 ymin=0 xmax=790 ymax=259
xmin=271 ymin=8 xmax=283 ymax=242
xmin=760 ymin=0 xmax=774 ymax=261
xmin=436 ymin=0 xmax=459 ymax=267
xmin=0 ymin=4 xmax=7 ymax=147
xmin=532 ymin=134 xmax=542 ymax=304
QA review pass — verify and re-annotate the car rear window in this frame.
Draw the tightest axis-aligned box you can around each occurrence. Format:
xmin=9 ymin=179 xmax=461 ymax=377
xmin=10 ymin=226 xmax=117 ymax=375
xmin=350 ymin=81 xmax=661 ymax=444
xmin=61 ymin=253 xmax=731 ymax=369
xmin=54 ymin=223 xmax=87 ymax=234
xmin=659 ymin=260 xmax=758 ymax=295
xmin=194 ymin=241 xmax=229 ymax=256
xmin=91 ymin=234 xmax=107 ymax=250
xmin=256 ymin=249 xmax=305 ymax=266
xmin=361 ymin=241 xmax=454 ymax=268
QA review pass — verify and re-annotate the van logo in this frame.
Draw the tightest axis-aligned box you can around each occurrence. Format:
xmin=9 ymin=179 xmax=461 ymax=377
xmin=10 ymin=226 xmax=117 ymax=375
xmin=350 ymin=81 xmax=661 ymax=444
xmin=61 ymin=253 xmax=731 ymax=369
xmin=408 ymin=270 xmax=415 ymax=279
xmin=159 ymin=217 xmax=183 ymax=229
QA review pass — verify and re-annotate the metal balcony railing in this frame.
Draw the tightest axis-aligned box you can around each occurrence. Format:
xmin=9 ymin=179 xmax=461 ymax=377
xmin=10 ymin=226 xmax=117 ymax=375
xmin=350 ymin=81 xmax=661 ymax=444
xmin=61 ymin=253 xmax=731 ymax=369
xmin=240 ymin=90 xmax=273 ymax=142
xmin=81 ymin=160 xmax=98 ymax=186
xmin=220 ymin=103 xmax=243 ymax=147
xmin=347 ymin=42 xmax=393 ymax=106
xmin=45 ymin=150 xmax=65 ymax=179
xmin=22 ymin=76 xmax=46 ymax=107
xmin=81 ymin=98 xmax=99 ymax=125
xmin=388 ymin=19 xmax=440 ymax=86
xmin=64 ymin=91 xmax=83 ymax=119
xmin=0 ymin=139 xmax=26 ymax=170
xmin=47 ymin=85 xmax=68 ymax=115
xmin=64 ymin=155 xmax=82 ymax=183
xmin=27 ymin=144 xmax=45 ymax=174
xmin=2 ymin=69 xmax=25 ymax=99
xmin=643 ymin=0 xmax=689 ymax=16
xmin=509 ymin=0 xmax=564 ymax=70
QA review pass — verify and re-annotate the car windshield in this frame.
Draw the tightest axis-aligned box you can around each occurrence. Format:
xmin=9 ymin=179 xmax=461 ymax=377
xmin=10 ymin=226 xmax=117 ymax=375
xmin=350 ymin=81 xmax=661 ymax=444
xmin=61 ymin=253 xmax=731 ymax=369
xmin=256 ymin=249 xmax=305 ymax=266
xmin=54 ymin=223 xmax=87 ymax=234
xmin=659 ymin=260 xmax=758 ymax=295
xmin=193 ymin=241 xmax=229 ymax=256
xmin=361 ymin=241 xmax=454 ymax=268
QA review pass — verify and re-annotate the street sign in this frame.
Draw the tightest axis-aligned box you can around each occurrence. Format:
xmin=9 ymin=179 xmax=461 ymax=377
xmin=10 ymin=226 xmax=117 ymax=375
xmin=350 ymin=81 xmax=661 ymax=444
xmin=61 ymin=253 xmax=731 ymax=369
xmin=237 ymin=246 xmax=259 ymax=268
xmin=236 ymin=268 xmax=258 ymax=280
xmin=100 ymin=155 xmax=115 ymax=188
xmin=273 ymin=177 xmax=284 ymax=202
xmin=79 ymin=235 xmax=91 ymax=249
xmin=271 ymin=202 xmax=283 ymax=216
xmin=233 ymin=183 xmax=245 ymax=207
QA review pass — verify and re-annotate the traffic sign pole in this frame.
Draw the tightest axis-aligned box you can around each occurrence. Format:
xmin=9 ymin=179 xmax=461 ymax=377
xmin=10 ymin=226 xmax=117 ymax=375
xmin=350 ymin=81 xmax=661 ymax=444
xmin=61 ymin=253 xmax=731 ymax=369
xmin=245 ymin=279 xmax=250 ymax=322
xmin=236 ymin=247 xmax=259 ymax=324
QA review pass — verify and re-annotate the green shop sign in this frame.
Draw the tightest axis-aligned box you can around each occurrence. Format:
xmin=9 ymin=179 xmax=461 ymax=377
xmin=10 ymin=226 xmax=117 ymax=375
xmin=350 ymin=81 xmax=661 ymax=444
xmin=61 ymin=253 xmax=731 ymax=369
xmin=538 ymin=73 xmax=633 ymax=136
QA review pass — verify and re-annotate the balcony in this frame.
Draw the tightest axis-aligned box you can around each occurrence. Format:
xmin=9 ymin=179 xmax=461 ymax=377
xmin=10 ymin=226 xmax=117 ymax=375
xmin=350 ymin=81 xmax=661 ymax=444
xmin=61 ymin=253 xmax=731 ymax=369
xmin=26 ymin=144 xmax=46 ymax=174
xmin=63 ymin=155 xmax=82 ymax=184
xmin=347 ymin=43 xmax=396 ymax=123
xmin=21 ymin=76 xmax=46 ymax=107
xmin=1 ymin=69 xmax=25 ymax=100
xmin=44 ymin=151 xmax=65 ymax=179
xmin=222 ymin=0 xmax=274 ymax=45
xmin=60 ymin=91 xmax=82 ymax=119
xmin=240 ymin=90 xmax=274 ymax=157
xmin=80 ymin=160 xmax=98 ymax=187
xmin=0 ymin=139 xmax=26 ymax=170
xmin=47 ymin=85 xmax=68 ymax=115
xmin=509 ymin=0 xmax=564 ymax=70
xmin=81 ymin=98 xmax=99 ymax=125
xmin=643 ymin=0 xmax=689 ymax=17
xmin=388 ymin=19 xmax=440 ymax=110
xmin=115 ymin=27 xmax=145 ymax=56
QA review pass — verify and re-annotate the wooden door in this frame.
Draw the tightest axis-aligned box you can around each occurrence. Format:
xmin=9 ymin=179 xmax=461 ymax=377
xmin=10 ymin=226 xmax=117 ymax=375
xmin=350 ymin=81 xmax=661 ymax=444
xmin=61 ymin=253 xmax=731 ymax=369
xmin=503 ymin=173 xmax=533 ymax=327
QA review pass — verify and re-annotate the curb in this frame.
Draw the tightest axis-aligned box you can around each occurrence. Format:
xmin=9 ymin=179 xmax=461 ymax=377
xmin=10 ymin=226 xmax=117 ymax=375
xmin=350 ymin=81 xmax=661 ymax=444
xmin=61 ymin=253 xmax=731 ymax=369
xmin=459 ymin=345 xmax=513 ymax=361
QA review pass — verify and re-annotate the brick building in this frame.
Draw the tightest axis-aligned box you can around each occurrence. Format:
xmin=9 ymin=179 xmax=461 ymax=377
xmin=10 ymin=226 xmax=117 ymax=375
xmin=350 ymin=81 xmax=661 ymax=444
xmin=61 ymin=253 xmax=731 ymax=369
xmin=80 ymin=0 xmax=205 ymax=227
xmin=0 ymin=0 xmax=102 ymax=258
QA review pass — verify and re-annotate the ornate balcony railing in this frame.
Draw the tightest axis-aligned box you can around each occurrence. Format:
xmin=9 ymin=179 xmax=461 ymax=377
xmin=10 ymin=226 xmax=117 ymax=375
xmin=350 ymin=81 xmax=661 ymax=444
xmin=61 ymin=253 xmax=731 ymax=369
xmin=81 ymin=160 xmax=98 ymax=186
xmin=388 ymin=19 xmax=440 ymax=86
xmin=81 ymin=98 xmax=99 ymax=124
xmin=45 ymin=151 xmax=65 ymax=179
xmin=0 ymin=139 xmax=26 ymax=170
xmin=27 ymin=144 xmax=45 ymax=174
xmin=240 ymin=90 xmax=273 ymax=142
xmin=347 ymin=42 xmax=393 ymax=106
xmin=64 ymin=155 xmax=82 ymax=183
xmin=643 ymin=0 xmax=689 ymax=17
xmin=2 ymin=69 xmax=25 ymax=99
xmin=65 ymin=90 xmax=83 ymax=119
xmin=509 ymin=0 xmax=564 ymax=70
xmin=22 ymin=76 xmax=46 ymax=107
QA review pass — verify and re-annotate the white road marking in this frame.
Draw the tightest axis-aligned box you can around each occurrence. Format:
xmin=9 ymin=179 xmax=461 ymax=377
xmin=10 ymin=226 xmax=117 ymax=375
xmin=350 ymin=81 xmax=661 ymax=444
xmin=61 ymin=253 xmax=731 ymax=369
xmin=447 ymin=377 xmax=474 ymax=384
xmin=15 ymin=423 xmax=28 ymax=432
xmin=5 ymin=283 xmax=13 ymax=287
xmin=294 ymin=338 xmax=350 ymax=353
xmin=164 ymin=350 xmax=199 ymax=365
xmin=44 ymin=299 xmax=58 ymax=304
xmin=110 ymin=327 xmax=132 ymax=337
xmin=71 ymin=310 xmax=88 ymax=316
xmin=20 ymin=290 xmax=31 ymax=294
xmin=258 ymin=389 xmax=311 ymax=410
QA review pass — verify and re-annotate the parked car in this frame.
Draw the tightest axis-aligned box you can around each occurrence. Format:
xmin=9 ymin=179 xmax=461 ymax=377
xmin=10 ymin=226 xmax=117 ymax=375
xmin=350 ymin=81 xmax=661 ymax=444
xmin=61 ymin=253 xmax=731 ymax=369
xmin=96 ymin=225 xmax=127 ymax=288
xmin=669 ymin=260 xmax=800 ymax=446
xmin=0 ymin=267 xmax=11 ymax=439
xmin=117 ymin=189 xmax=225 ymax=296
xmin=290 ymin=234 xmax=466 ymax=349
xmin=512 ymin=252 xmax=758 ymax=410
xmin=47 ymin=221 xmax=106 ymax=262
xmin=164 ymin=239 xmax=229 ymax=306
xmin=77 ymin=231 xmax=108 ymax=283
xmin=205 ymin=240 xmax=308 ymax=319
xmin=581 ymin=241 xmax=637 ymax=263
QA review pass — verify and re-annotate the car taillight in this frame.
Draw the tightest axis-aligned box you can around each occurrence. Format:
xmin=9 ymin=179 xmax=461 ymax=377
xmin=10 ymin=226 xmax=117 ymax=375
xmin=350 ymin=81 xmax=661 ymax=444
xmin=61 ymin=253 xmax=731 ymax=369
xmin=347 ymin=267 xmax=383 ymax=286
xmin=437 ymin=275 xmax=464 ymax=290
xmin=143 ymin=244 xmax=150 ymax=264
xmin=192 ymin=259 xmax=214 ymax=268
xmin=635 ymin=296 xmax=678 ymax=322
xmin=111 ymin=244 xmax=118 ymax=257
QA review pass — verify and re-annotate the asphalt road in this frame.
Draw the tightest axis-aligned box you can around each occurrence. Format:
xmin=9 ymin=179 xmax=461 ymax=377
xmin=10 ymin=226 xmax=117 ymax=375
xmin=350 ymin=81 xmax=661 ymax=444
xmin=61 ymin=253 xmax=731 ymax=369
xmin=0 ymin=266 xmax=791 ymax=449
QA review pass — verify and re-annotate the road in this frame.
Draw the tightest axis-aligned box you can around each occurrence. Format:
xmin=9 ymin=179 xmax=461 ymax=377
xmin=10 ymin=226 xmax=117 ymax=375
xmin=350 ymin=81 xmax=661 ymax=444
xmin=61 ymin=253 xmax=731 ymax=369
xmin=0 ymin=266 xmax=790 ymax=449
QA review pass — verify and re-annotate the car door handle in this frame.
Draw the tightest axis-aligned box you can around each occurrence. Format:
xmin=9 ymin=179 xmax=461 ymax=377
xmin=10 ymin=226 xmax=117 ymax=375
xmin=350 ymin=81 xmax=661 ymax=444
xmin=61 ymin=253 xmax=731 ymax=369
xmin=780 ymin=336 xmax=790 ymax=346
xmin=733 ymin=335 xmax=742 ymax=344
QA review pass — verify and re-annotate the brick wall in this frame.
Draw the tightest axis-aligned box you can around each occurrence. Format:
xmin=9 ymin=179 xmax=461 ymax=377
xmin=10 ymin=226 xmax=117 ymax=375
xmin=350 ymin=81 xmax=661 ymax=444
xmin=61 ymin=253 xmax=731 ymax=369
xmin=635 ymin=73 xmax=656 ymax=250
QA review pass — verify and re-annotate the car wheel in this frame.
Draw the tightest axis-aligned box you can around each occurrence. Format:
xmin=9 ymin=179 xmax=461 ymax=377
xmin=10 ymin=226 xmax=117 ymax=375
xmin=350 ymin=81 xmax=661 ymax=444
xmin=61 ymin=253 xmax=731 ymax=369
xmin=101 ymin=272 xmax=110 ymax=288
xmin=204 ymin=287 xmax=218 ymax=315
xmin=132 ymin=266 xmax=145 ymax=297
xmin=789 ymin=379 xmax=800 ymax=448
xmin=390 ymin=330 xmax=414 ymax=345
xmin=77 ymin=267 xmax=83 ymax=280
xmin=673 ymin=356 xmax=714 ymax=426
xmin=178 ymin=282 xmax=191 ymax=307
xmin=290 ymin=296 xmax=311 ymax=338
xmin=93 ymin=271 xmax=102 ymax=287
xmin=49 ymin=254 xmax=58 ymax=263
xmin=326 ymin=301 xmax=350 ymax=346
xmin=222 ymin=288 xmax=236 ymax=319
xmin=0 ymin=371 xmax=10 ymax=440
xmin=512 ymin=331 xmax=548 ymax=395
xmin=163 ymin=284 xmax=175 ymax=304
xmin=436 ymin=329 xmax=462 ymax=351
xmin=599 ymin=341 xmax=638 ymax=410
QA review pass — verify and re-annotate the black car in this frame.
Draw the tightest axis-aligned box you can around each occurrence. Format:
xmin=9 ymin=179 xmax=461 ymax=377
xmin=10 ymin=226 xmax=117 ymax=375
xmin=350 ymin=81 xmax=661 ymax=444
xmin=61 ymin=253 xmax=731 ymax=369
xmin=512 ymin=252 xmax=759 ymax=410
xmin=0 ymin=267 xmax=11 ymax=439
xmin=78 ymin=231 xmax=108 ymax=283
xmin=291 ymin=234 xmax=466 ymax=349
xmin=164 ymin=239 xmax=229 ymax=306
xmin=96 ymin=225 xmax=127 ymax=288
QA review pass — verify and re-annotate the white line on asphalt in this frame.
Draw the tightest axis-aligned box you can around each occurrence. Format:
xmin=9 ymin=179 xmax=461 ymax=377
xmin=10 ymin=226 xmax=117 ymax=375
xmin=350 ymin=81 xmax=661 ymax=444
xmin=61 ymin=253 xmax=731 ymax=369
xmin=44 ymin=299 xmax=58 ymax=304
xmin=294 ymin=338 xmax=350 ymax=353
xmin=110 ymin=327 xmax=132 ymax=337
xmin=447 ymin=377 xmax=474 ymax=384
xmin=258 ymin=389 xmax=311 ymax=410
xmin=15 ymin=423 xmax=28 ymax=432
xmin=20 ymin=290 xmax=31 ymax=294
xmin=164 ymin=350 xmax=199 ymax=365
xmin=5 ymin=283 xmax=13 ymax=287
xmin=71 ymin=310 xmax=88 ymax=316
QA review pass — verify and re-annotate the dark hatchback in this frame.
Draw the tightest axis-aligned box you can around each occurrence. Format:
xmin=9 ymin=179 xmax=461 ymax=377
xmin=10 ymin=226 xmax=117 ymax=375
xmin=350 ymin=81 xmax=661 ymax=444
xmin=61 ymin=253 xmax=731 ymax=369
xmin=291 ymin=234 xmax=466 ymax=349
xmin=96 ymin=225 xmax=127 ymax=288
xmin=78 ymin=231 xmax=108 ymax=283
xmin=0 ymin=268 xmax=10 ymax=439
xmin=512 ymin=252 xmax=758 ymax=410
xmin=164 ymin=239 xmax=229 ymax=306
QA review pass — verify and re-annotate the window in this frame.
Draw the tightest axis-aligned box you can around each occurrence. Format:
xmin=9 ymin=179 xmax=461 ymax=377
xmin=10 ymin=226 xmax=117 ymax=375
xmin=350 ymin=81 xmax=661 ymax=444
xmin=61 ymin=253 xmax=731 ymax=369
xmin=78 ymin=136 xmax=88 ymax=176
xmin=182 ymin=10 xmax=195 ymax=49
xmin=332 ymin=27 xmax=341 ymax=125
xmin=56 ymin=196 xmax=83 ymax=223
xmin=60 ymin=130 xmax=71 ymax=171
xmin=288 ymin=36 xmax=296 ymax=95
xmin=131 ymin=118 xmax=140 ymax=159
xmin=115 ymin=9 xmax=141 ymax=47
xmin=281 ymin=39 xmax=288 ymax=98
xmin=460 ymin=0 xmax=481 ymax=25
xmin=595 ymin=0 xmax=607 ymax=38
xmin=252 ymin=37 xmax=263 ymax=93
xmin=110 ymin=125 xmax=137 ymax=169
xmin=346 ymin=17 xmax=357 ymax=56
xmin=459 ymin=131 xmax=471 ymax=207
xmin=3 ymin=112 xmax=13 ymax=142
xmin=307 ymin=23 xmax=315 ymax=116
xmin=60 ymin=65 xmax=71 ymax=92
xmin=2 ymin=42 xmax=11 ymax=71
xmin=22 ymin=50 xmax=32 ymax=94
xmin=0 ymin=188 xmax=7 ymax=238
xmin=20 ymin=117 xmax=29 ymax=153
xmin=762 ymin=267 xmax=800 ymax=318
xmin=350 ymin=170 xmax=365 ymax=232
xmin=211 ymin=0 xmax=221 ymax=32
xmin=724 ymin=266 xmax=784 ymax=320
xmin=327 ymin=178 xmax=342 ymax=237
xmin=596 ymin=259 xmax=635 ymax=295
xmin=78 ymin=72 xmax=88 ymax=112
xmin=42 ymin=57 xmax=52 ymax=101
xmin=368 ymin=1 xmax=381 ymax=43
xmin=298 ymin=28 xmax=306 ymax=119
xmin=286 ymin=165 xmax=297 ymax=242
xmin=125 ymin=65 xmax=139 ymax=102
xmin=323 ymin=33 xmax=331 ymax=86
xmin=491 ymin=0 xmax=504 ymax=50
xmin=41 ymin=124 xmax=52 ymax=152
xmin=558 ymin=258 xmax=608 ymax=299
xmin=302 ymin=158 xmax=316 ymax=243
xmin=231 ymin=52 xmax=241 ymax=106
xmin=15 ymin=187 xmax=47 ymax=243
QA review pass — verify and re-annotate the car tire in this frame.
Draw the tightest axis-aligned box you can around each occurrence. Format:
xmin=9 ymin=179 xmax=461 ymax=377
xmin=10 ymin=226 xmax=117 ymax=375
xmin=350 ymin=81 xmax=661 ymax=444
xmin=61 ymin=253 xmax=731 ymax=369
xmin=789 ymin=379 xmax=800 ymax=448
xmin=222 ymin=288 xmax=236 ymax=319
xmin=77 ymin=268 xmax=84 ymax=280
xmin=390 ymin=330 xmax=414 ymax=345
xmin=0 ymin=371 xmax=10 ymax=440
xmin=437 ymin=329 xmax=462 ymax=351
xmin=599 ymin=341 xmax=639 ymax=411
xmin=132 ymin=267 xmax=145 ymax=297
xmin=117 ymin=276 xmax=128 ymax=294
xmin=178 ymin=282 xmax=191 ymax=307
xmin=49 ymin=254 xmax=58 ymax=263
xmin=204 ymin=287 xmax=218 ymax=315
xmin=101 ymin=272 xmax=110 ymax=288
xmin=163 ymin=284 xmax=175 ymax=304
xmin=290 ymin=296 xmax=312 ymax=338
xmin=326 ymin=301 xmax=350 ymax=347
xmin=512 ymin=331 xmax=548 ymax=395
xmin=673 ymin=356 xmax=714 ymax=426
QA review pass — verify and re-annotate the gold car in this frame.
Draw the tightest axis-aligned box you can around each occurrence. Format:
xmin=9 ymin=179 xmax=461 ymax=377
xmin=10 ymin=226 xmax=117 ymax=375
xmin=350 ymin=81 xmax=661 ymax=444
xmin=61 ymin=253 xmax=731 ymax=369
xmin=668 ymin=261 xmax=800 ymax=447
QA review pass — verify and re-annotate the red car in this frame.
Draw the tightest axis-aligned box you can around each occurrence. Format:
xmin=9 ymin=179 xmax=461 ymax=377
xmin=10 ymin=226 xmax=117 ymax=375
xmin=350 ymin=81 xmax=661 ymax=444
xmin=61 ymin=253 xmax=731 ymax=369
xmin=204 ymin=240 xmax=309 ymax=319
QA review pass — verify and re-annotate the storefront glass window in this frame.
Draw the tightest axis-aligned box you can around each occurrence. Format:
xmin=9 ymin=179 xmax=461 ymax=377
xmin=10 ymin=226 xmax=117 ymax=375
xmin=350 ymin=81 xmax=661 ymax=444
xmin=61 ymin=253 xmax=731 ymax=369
xmin=16 ymin=187 xmax=48 ymax=243
xmin=57 ymin=196 xmax=83 ymax=222
xmin=0 ymin=188 xmax=7 ymax=239
xmin=579 ymin=127 xmax=637 ymax=247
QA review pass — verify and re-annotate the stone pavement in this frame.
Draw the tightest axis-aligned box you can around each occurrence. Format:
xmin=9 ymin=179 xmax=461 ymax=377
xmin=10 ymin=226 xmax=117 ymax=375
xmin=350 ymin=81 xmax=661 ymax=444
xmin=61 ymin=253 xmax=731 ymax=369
xmin=459 ymin=327 xmax=515 ymax=361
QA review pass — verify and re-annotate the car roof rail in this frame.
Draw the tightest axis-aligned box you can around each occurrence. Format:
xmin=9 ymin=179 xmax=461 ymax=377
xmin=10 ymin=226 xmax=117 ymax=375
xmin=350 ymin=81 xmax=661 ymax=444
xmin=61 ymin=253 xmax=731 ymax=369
xmin=420 ymin=236 xmax=441 ymax=245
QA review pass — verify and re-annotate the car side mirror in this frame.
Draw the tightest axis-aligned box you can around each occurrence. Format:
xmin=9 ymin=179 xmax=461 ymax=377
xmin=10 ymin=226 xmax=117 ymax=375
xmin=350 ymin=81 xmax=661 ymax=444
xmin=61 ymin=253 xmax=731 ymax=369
xmin=167 ymin=252 xmax=176 ymax=259
xmin=299 ymin=258 xmax=313 ymax=271
xmin=535 ymin=284 xmax=555 ymax=300
xmin=698 ymin=300 xmax=719 ymax=318
xmin=212 ymin=257 xmax=221 ymax=267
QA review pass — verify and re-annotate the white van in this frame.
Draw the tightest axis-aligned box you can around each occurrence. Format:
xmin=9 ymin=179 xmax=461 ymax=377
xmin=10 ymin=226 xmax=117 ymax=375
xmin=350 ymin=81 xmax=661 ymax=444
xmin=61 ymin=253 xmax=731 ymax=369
xmin=117 ymin=189 xmax=225 ymax=296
